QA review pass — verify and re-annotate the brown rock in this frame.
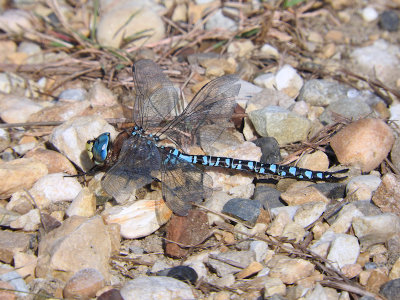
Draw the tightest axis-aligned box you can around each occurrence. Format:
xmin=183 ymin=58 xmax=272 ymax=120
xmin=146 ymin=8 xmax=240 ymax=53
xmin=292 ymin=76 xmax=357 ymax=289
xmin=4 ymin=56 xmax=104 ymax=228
xmin=14 ymin=252 xmax=37 ymax=281
xmin=0 ymin=230 xmax=31 ymax=263
xmin=63 ymin=268 xmax=105 ymax=299
xmin=330 ymin=118 xmax=394 ymax=172
xmin=366 ymin=268 xmax=389 ymax=293
xmin=165 ymin=210 xmax=210 ymax=258
xmin=280 ymin=184 xmax=330 ymax=206
xmin=341 ymin=263 xmax=362 ymax=278
xmin=236 ymin=261 xmax=263 ymax=279
xmin=0 ymin=158 xmax=48 ymax=199
xmin=25 ymin=148 xmax=77 ymax=175
xmin=0 ymin=280 xmax=16 ymax=300
xmin=267 ymin=255 xmax=315 ymax=284
xmin=36 ymin=216 xmax=112 ymax=281
xmin=28 ymin=101 xmax=90 ymax=122
xmin=372 ymin=173 xmax=400 ymax=217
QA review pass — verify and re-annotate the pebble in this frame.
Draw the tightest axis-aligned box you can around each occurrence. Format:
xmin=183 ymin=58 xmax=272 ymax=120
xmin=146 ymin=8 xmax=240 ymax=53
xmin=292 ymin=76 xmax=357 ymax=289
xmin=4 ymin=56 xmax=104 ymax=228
xmin=319 ymin=97 xmax=373 ymax=125
xmin=58 ymin=88 xmax=87 ymax=102
xmin=0 ymin=95 xmax=43 ymax=123
xmin=266 ymin=255 xmax=315 ymax=284
xmin=379 ymin=10 xmax=399 ymax=32
xmin=326 ymin=234 xmax=360 ymax=270
xmin=0 ymin=128 xmax=9 ymax=152
xmin=298 ymin=79 xmax=349 ymax=107
xmin=155 ymin=266 xmax=198 ymax=285
xmin=246 ymin=88 xmax=295 ymax=111
xmin=88 ymin=80 xmax=118 ymax=107
xmin=36 ymin=216 xmax=113 ymax=281
xmin=10 ymin=208 xmax=41 ymax=231
xmin=253 ymin=73 xmax=276 ymax=89
xmin=0 ymin=72 xmax=41 ymax=97
xmin=103 ymin=199 xmax=171 ymax=239
xmin=280 ymin=184 xmax=330 ymax=206
xmin=293 ymin=201 xmax=327 ymax=228
xmin=352 ymin=213 xmax=400 ymax=248
xmin=275 ymin=64 xmax=304 ymax=98
xmin=351 ymin=40 xmax=400 ymax=88
xmin=25 ymin=148 xmax=77 ymax=175
xmin=28 ymin=100 xmax=90 ymax=123
xmin=371 ymin=174 xmax=400 ymax=216
xmin=380 ymin=278 xmax=400 ymax=300
xmin=0 ymin=230 xmax=31 ymax=264
xmin=259 ymin=44 xmax=279 ymax=59
xmin=390 ymin=138 xmax=400 ymax=171
xmin=263 ymin=277 xmax=286 ymax=297
xmin=203 ymin=191 xmax=232 ymax=225
xmin=205 ymin=9 xmax=237 ymax=31
xmin=330 ymin=118 xmax=394 ymax=172
xmin=222 ymin=198 xmax=262 ymax=226
xmin=97 ymin=288 xmax=123 ymax=300
xmin=367 ymin=268 xmax=390 ymax=293
xmin=236 ymin=261 xmax=263 ymax=279
xmin=282 ymin=221 xmax=306 ymax=242
xmin=13 ymin=252 xmax=37 ymax=280
xmin=361 ymin=6 xmax=378 ymax=22
xmin=49 ymin=115 xmax=117 ymax=171
xmin=0 ymin=265 xmax=29 ymax=298
xmin=97 ymin=2 xmax=165 ymax=48
xmin=249 ymin=241 xmax=270 ymax=262
xmin=346 ymin=175 xmax=382 ymax=201
xmin=253 ymin=186 xmax=284 ymax=210
xmin=165 ymin=210 xmax=209 ymax=258
xmin=248 ymin=106 xmax=311 ymax=145
xmin=267 ymin=210 xmax=291 ymax=237
xmin=329 ymin=203 xmax=364 ymax=234
xmin=296 ymin=150 xmax=329 ymax=171
xmin=389 ymin=257 xmax=400 ymax=279
xmin=17 ymin=41 xmax=43 ymax=64
xmin=0 ymin=9 xmax=33 ymax=35
xmin=0 ymin=158 xmax=48 ymax=199
xmin=120 ymin=276 xmax=194 ymax=300
xmin=208 ymin=250 xmax=255 ymax=277
xmin=63 ymin=268 xmax=105 ymax=299
xmin=29 ymin=173 xmax=82 ymax=208
xmin=66 ymin=187 xmax=96 ymax=218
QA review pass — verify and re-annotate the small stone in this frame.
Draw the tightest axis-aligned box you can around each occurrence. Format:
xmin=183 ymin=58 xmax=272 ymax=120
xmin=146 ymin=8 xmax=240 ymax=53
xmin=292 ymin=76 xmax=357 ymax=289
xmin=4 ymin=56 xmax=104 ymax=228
xmin=325 ymin=30 xmax=343 ymax=42
xmin=362 ymin=6 xmax=378 ymax=22
xmin=275 ymin=64 xmax=303 ymax=98
xmin=280 ymin=184 xmax=330 ymax=206
xmin=103 ymin=199 xmax=171 ymax=239
xmin=329 ymin=204 xmax=364 ymax=234
xmin=282 ymin=221 xmax=306 ymax=242
xmin=249 ymin=241 xmax=270 ymax=262
xmin=222 ymin=198 xmax=262 ymax=226
xmin=253 ymin=137 xmax=282 ymax=164
xmin=88 ymin=80 xmax=118 ymax=107
xmin=380 ymin=278 xmax=400 ymax=300
xmin=0 ymin=9 xmax=33 ymax=35
xmin=206 ymin=9 xmax=237 ymax=31
xmin=208 ymin=250 xmax=255 ymax=277
xmin=155 ymin=266 xmax=198 ymax=285
xmin=389 ymin=257 xmax=400 ymax=279
xmin=267 ymin=210 xmax=291 ymax=237
xmin=0 ymin=230 xmax=31 ymax=263
xmin=97 ymin=288 xmax=123 ymax=300
xmin=66 ymin=187 xmax=96 ymax=218
xmin=321 ymin=43 xmax=336 ymax=59
xmin=0 ymin=158 xmax=48 ymax=199
xmin=327 ymin=234 xmax=360 ymax=270
xmin=165 ymin=210 xmax=209 ymax=258
xmin=367 ymin=268 xmax=389 ymax=293
xmin=260 ymin=44 xmax=279 ymax=59
xmin=294 ymin=202 xmax=327 ymax=228
xmin=10 ymin=208 xmax=41 ymax=231
xmin=296 ymin=151 xmax=329 ymax=172
xmin=330 ymin=118 xmax=394 ymax=172
xmin=13 ymin=252 xmax=37 ymax=280
xmin=267 ymin=255 xmax=315 ymax=284
xmin=319 ymin=98 xmax=373 ymax=125
xmin=63 ymin=268 xmax=105 ymax=299
xmin=204 ymin=191 xmax=232 ymax=225
xmin=346 ymin=175 xmax=382 ymax=201
xmin=379 ymin=10 xmax=399 ymax=32
xmin=253 ymin=186 xmax=284 ymax=210
xmin=372 ymin=174 xmax=400 ymax=216
xmin=352 ymin=214 xmax=400 ymax=248
xmin=248 ymin=106 xmax=311 ymax=145
xmin=298 ymin=79 xmax=349 ymax=107
xmin=236 ymin=261 xmax=263 ymax=279
xmin=25 ymin=148 xmax=77 ymax=175
xmin=58 ymin=88 xmax=87 ymax=102
xmin=0 ymin=95 xmax=43 ymax=123
xmin=120 ymin=276 xmax=194 ymax=300
xmin=390 ymin=138 xmax=400 ymax=172
xmin=263 ymin=277 xmax=286 ymax=297
xmin=253 ymin=73 xmax=276 ymax=89
xmin=17 ymin=41 xmax=42 ymax=64
xmin=341 ymin=263 xmax=362 ymax=278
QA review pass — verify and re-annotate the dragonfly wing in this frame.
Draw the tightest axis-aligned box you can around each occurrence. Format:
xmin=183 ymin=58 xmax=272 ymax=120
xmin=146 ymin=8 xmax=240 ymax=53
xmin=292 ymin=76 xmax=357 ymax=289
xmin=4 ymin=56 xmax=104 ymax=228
xmin=101 ymin=135 xmax=161 ymax=203
xmin=159 ymin=148 xmax=212 ymax=216
xmin=163 ymin=74 xmax=241 ymax=147
xmin=132 ymin=59 xmax=180 ymax=130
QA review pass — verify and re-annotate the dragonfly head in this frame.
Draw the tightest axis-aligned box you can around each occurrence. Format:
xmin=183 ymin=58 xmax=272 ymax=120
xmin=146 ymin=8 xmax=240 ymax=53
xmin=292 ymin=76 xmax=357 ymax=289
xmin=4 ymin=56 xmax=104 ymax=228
xmin=86 ymin=132 xmax=111 ymax=165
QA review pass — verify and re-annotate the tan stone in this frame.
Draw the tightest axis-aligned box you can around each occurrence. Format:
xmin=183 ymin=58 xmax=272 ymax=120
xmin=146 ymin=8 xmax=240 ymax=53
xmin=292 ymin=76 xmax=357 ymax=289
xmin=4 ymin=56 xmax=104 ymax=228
xmin=366 ymin=269 xmax=389 ymax=293
xmin=236 ymin=261 xmax=263 ymax=279
xmin=267 ymin=255 xmax=315 ymax=284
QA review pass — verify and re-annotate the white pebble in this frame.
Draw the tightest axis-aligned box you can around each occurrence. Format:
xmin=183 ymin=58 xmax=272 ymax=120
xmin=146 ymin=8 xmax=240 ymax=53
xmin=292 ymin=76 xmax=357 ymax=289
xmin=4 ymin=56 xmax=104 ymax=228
xmin=362 ymin=7 xmax=378 ymax=22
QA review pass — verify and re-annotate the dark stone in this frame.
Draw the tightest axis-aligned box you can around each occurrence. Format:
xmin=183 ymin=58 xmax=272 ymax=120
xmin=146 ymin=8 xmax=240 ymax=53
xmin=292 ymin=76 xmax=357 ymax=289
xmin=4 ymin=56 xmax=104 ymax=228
xmin=253 ymin=137 xmax=282 ymax=164
xmin=222 ymin=198 xmax=262 ymax=225
xmin=165 ymin=210 xmax=210 ymax=258
xmin=364 ymin=262 xmax=378 ymax=270
xmin=156 ymin=266 xmax=198 ymax=285
xmin=380 ymin=278 xmax=400 ymax=300
xmin=352 ymin=200 xmax=382 ymax=216
xmin=379 ymin=10 xmax=399 ymax=32
xmin=253 ymin=185 xmax=285 ymax=210
xmin=97 ymin=289 xmax=123 ymax=300
xmin=312 ymin=182 xmax=346 ymax=199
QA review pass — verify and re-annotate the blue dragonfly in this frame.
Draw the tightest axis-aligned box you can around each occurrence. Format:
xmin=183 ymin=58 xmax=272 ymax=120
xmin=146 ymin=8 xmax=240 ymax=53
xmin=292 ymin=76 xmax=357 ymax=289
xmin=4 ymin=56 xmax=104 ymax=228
xmin=86 ymin=59 xmax=347 ymax=216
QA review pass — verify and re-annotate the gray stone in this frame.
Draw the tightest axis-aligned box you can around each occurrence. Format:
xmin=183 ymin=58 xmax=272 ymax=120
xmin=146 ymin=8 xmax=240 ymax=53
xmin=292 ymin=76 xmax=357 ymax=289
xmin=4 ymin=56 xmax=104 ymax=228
xmin=58 ymin=88 xmax=87 ymax=102
xmin=319 ymin=98 xmax=373 ymax=125
xmin=298 ymin=79 xmax=349 ymax=106
xmin=205 ymin=9 xmax=237 ymax=31
xmin=380 ymin=278 xmax=400 ymax=300
xmin=222 ymin=198 xmax=262 ymax=225
xmin=208 ymin=250 xmax=255 ymax=277
xmin=253 ymin=185 xmax=285 ymax=210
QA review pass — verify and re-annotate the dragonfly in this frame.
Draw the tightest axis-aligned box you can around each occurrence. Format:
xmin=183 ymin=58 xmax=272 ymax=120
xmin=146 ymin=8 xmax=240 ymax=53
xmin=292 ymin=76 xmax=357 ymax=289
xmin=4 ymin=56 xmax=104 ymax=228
xmin=86 ymin=59 xmax=347 ymax=216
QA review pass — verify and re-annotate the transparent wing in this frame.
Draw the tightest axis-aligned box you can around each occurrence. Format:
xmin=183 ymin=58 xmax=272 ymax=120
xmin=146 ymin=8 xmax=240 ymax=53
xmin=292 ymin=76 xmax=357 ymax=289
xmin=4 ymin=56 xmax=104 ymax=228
xmin=132 ymin=59 xmax=180 ymax=130
xmin=101 ymin=135 xmax=161 ymax=203
xmin=160 ymin=149 xmax=212 ymax=216
xmin=161 ymin=75 xmax=241 ymax=147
